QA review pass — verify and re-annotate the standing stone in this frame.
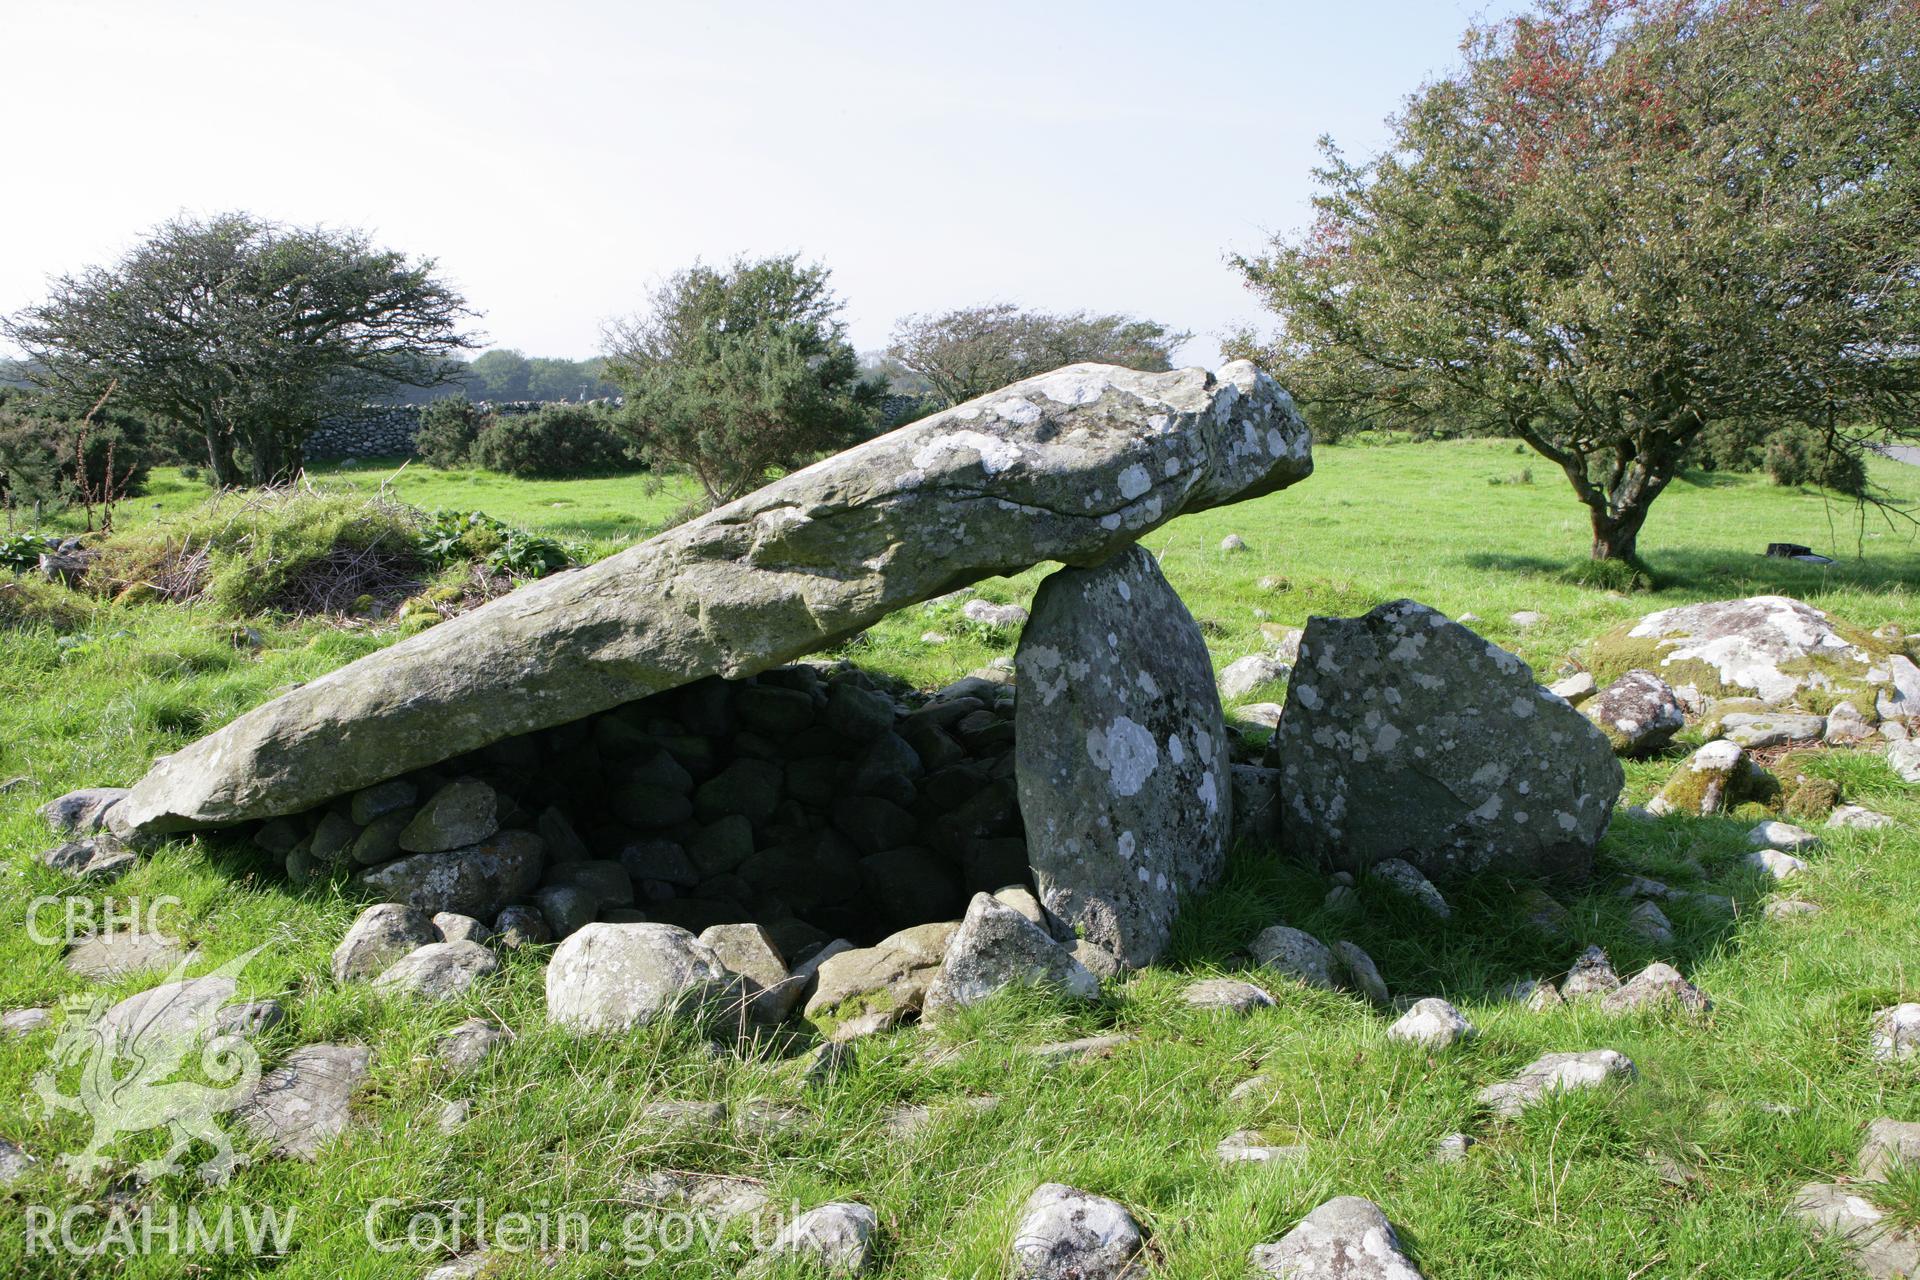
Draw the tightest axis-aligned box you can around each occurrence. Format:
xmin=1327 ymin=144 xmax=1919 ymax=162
xmin=1274 ymin=600 xmax=1621 ymax=882
xmin=1016 ymin=544 xmax=1230 ymax=968
xmin=1250 ymin=1196 xmax=1425 ymax=1280
xmin=110 ymin=361 xmax=1311 ymax=838
xmin=1011 ymin=1183 xmax=1145 ymax=1280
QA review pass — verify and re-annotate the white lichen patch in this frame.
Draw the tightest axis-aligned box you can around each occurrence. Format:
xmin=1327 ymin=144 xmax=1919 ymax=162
xmin=1086 ymin=717 xmax=1160 ymax=797
xmin=911 ymin=430 xmax=1024 ymax=476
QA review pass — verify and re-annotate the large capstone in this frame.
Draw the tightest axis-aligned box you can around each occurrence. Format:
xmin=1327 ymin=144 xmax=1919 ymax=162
xmin=1014 ymin=545 xmax=1231 ymax=968
xmin=110 ymin=361 xmax=1311 ymax=838
xmin=1273 ymin=600 xmax=1622 ymax=882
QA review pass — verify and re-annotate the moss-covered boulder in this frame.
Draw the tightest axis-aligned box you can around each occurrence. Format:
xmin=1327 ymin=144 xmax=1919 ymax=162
xmin=1586 ymin=595 xmax=1918 ymax=722
xmin=1647 ymin=740 xmax=1777 ymax=816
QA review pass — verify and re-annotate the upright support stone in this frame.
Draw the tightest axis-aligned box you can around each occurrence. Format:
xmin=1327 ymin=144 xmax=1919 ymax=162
xmin=1014 ymin=545 xmax=1230 ymax=968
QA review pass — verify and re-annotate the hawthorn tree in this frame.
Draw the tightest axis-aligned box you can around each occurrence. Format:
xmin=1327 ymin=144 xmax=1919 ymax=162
xmin=603 ymin=255 xmax=883 ymax=507
xmin=887 ymin=304 xmax=1189 ymax=408
xmin=1232 ymin=0 xmax=1920 ymax=564
xmin=4 ymin=213 xmax=476 ymax=486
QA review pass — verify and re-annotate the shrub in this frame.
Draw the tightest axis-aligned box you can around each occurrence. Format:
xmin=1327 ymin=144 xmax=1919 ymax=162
xmin=415 ymin=397 xmax=486 ymax=469
xmin=415 ymin=510 xmax=573 ymax=579
xmin=1765 ymin=427 xmax=1867 ymax=495
xmin=0 ymin=390 xmax=151 ymax=521
xmin=470 ymin=405 xmax=637 ymax=478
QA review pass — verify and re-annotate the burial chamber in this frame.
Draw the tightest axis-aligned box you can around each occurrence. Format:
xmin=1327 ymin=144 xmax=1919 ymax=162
xmin=92 ymin=360 xmax=1313 ymax=954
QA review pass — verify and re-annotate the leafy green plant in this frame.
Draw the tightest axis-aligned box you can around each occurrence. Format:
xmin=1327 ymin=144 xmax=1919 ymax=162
xmin=416 ymin=509 xmax=573 ymax=579
xmin=0 ymin=533 xmax=47 ymax=572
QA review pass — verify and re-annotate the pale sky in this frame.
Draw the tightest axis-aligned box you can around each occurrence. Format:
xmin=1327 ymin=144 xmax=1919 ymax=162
xmin=3 ymin=0 xmax=1520 ymax=369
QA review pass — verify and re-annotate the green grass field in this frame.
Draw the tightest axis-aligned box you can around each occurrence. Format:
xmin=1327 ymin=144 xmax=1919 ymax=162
xmin=1 ymin=441 xmax=1917 ymax=1277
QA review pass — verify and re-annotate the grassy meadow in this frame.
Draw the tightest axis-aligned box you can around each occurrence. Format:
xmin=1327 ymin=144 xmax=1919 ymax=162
xmin=0 ymin=439 xmax=1917 ymax=1276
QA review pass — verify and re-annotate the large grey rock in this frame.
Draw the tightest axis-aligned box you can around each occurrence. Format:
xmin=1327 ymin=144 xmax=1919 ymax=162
xmin=1219 ymin=653 xmax=1292 ymax=700
xmin=923 ymin=893 xmax=1098 ymax=1022
xmin=1250 ymin=1196 xmax=1424 ymax=1279
xmin=398 ymin=780 xmax=498 ymax=853
xmin=1889 ymin=739 xmax=1920 ymax=783
xmin=1274 ymin=600 xmax=1620 ymax=882
xmin=237 ymin=1043 xmax=371 ymax=1159
xmin=1613 ymin=595 xmax=1890 ymax=708
xmin=1583 ymin=670 xmax=1686 ymax=756
xmin=1388 ymin=998 xmax=1475 ymax=1049
xmin=111 ymin=362 xmax=1311 ymax=837
xmin=353 ymin=831 xmax=545 ymax=919
xmin=66 ymin=932 xmax=192 ymax=980
xmin=1601 ymin=962 xmax=1709 ymax=1017
xmin=1016 ymin=544 xmax=1231 ymax=968
xmin=1250 ymin=925 xmax=1337 ymax=990
xmin=697 ymin=923 xmax=795 ymax=1023
xmin=40 ymin=787 xmax=129 ymax=835
xmin=1011 ymin=1183 xmax=1144 ymax=1280
xmin=803 ymin=923 xmax=955 ymax=1028
xmin=545 ymin=923 xmax=744 ymax=1033
xmin=331 ymin=903 xmax=438 ymax=982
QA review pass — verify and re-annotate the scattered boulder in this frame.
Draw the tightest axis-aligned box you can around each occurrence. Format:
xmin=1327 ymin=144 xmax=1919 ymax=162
xmin=1583 ymin=670 xmax=1686 ymax=756
xmin=1601 ymin=963 xmax=1710 ymax=1017
xmin=65 ymin=932 xmax=192 ymax=980
xmin=432 ymin=912 xmax=492 ymax=945
xmin=752 ymin=1202 xmax=877 ymax=1276
xmin=1011 ymin=1183 xmax=1144 ymax=1280
xmin=1220 ymin=533 xmax=1249 ymax=553
xmin=237 ymin=1042 xmax=371 ymax=1159
xmin=1219 ymin=653 xmax=1292 ymax=700
xmin=1829 ymin=804 xmax=1894 ymax=831
xmin=1605 ymin=595 xmax=1898 ymax=709
xmin=1331 ymin=940 xmax=1391 ymax=1007
xmin=1889 ymin=740 xmax=1920 ymax=783
xmin=0 ymin=1139 xmax=35 ymax=1185
xmin=371 ymin=940 xmax=498 ymax=1002
xmin=331 ymin=903 xmax=438 ymax=982
xmin=1478 ymin=1049 xmax=1636 ymax=1117
xmin=1388 ymin=998 xmax=1474 ymax=1049
xmin=1217 ymin=1129 xmax=1306 ymax=1163
xmin=1860 ymin=1118 xmax=1920 ymax=1182
xmin=1746 ymin=848 xmax=1810 ymax=880
xmin=1016 ymin=544 xmax=1231 ymax=968
xmin=1560 ymin=946 xmax=1622 ymax=999
xmin=1790 ymin=1183 xmax=1919 ymax=1279
xmin=1549 ymin=673 xmax=1596 ymax=705
xmin=1183 ymin=978 xmax=1276 ymax=1015
xmin=1764 ymin=897 xmax=1822 ymax=921
xmin=698 ymin=923 xmax=795 ymax=1023
xmin=1250 ymin=925 xmax=1337 ymax=990
xmin=1274 ymin=599 xmax=1620 ymax=882
xmin=1717 ymin=711 xmax=1825 ymax=749
xmin=1 ymin=1008 xmax=51 ymax=1037
xmin=1627 ymin=900 xmax=1675 ymax=947
xmin=923 ymin=893 xmax=1098 ymax=1022
xmin=963 ymin=599 xmax=1030 ymax=630
xmin=1749 ymin=819 xmax=1819 ymax=852
xmin=1250 ymin=1196 xmax=1425 ymax=1280
xmin=437 ymin=1019 xmax=513 ymax=1074
xmin=41 ymin=836 xmax=136 ymax=881
xmin=544 ymin=923 xmax=744 ymax=1034
xmin=1369 ymin=859 xmax=1451 ymax=919
xmin=1647 ymin=739 xmax=1772 ymax=816
xmin=1871 ymin=1004 xmax=1920 ymax=1061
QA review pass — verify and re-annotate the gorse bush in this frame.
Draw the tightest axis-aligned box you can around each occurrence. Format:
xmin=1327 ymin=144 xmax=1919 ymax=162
xmin=1764 ymin=427 xmax=1868 ymax=496
xmin=414 ymin=397 xmax=486 ymax=470
xmin=0 ymin=387 xmax=152 ymax=520
xmin=469 ymin=405 xmax=637 ymax=478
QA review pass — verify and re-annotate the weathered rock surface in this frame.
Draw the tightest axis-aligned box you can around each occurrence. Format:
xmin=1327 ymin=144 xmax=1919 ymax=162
xmin=804 ymin=923 xmax=953 ymax=1028
xmin=1791 ymin=1182 xmax=1920 ymax=1278
xmin=65 ymin=932 xmax=191 ymax=979
xmin=1016 ymin=543 xmax=1231 ymax=968
xmin=545 ymin=923 xmax=744 ymax=1033
xmin=1183 ymin=978 xmax=1276 ymax=1015
xmin=1250 ymin=1196 xmax=1425 ymax=1280
xmin=1601 ymin=962 xmax=1710 ymax=1016
xmin=437 ymin=1018 xmax=513 ymax=1074
xmin=1583 ymin=670 xmax=1686 ymax=756
xmin=1219 ymin=653 xmax=1292 ymax=700
xmin=1250 ymin=925 xmax=1337 ymax=989
xmin=1274 ymin=599 xmax=1621 ymax=881
xmin=1388 ymin=998 xmax=1475 ymax=1048
xmin=354 ymin=831 xmax=544 ymax=919
xmin=1011 ymin=1183 xmax=1144 ymax=1280
xmin=40 ymin=787 xmax=129 ymax=835
xmin=1613 ymin=595 xmax=1902 ymax=707
xmin=111 ymin=362 xmax=1311 ymax=836
xmin=371 ymin=940 xmax=498 ymax=1002
xmin=753 ymin=1202 xmax=877 ymax=1276
xmin=237 ymin=1043 xmax=371 ymax=1159
xmin=1478 ymin=1048 xmax=1635 ymax=1117
xmin=1871 ymin=1004 xmax=1920 ymax=1061
xmin=923 ymin=893 xmax=1098 ymax=1021
xmin=1647 ymin=739 xmax=1769 ymax=816
xmin=331 ymin=903 xmax=439 ymax=982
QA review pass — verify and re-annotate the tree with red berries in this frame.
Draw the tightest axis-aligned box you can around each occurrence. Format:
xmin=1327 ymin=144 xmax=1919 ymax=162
xmin=1232 ymin=0 xmax=1920 ymax=565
